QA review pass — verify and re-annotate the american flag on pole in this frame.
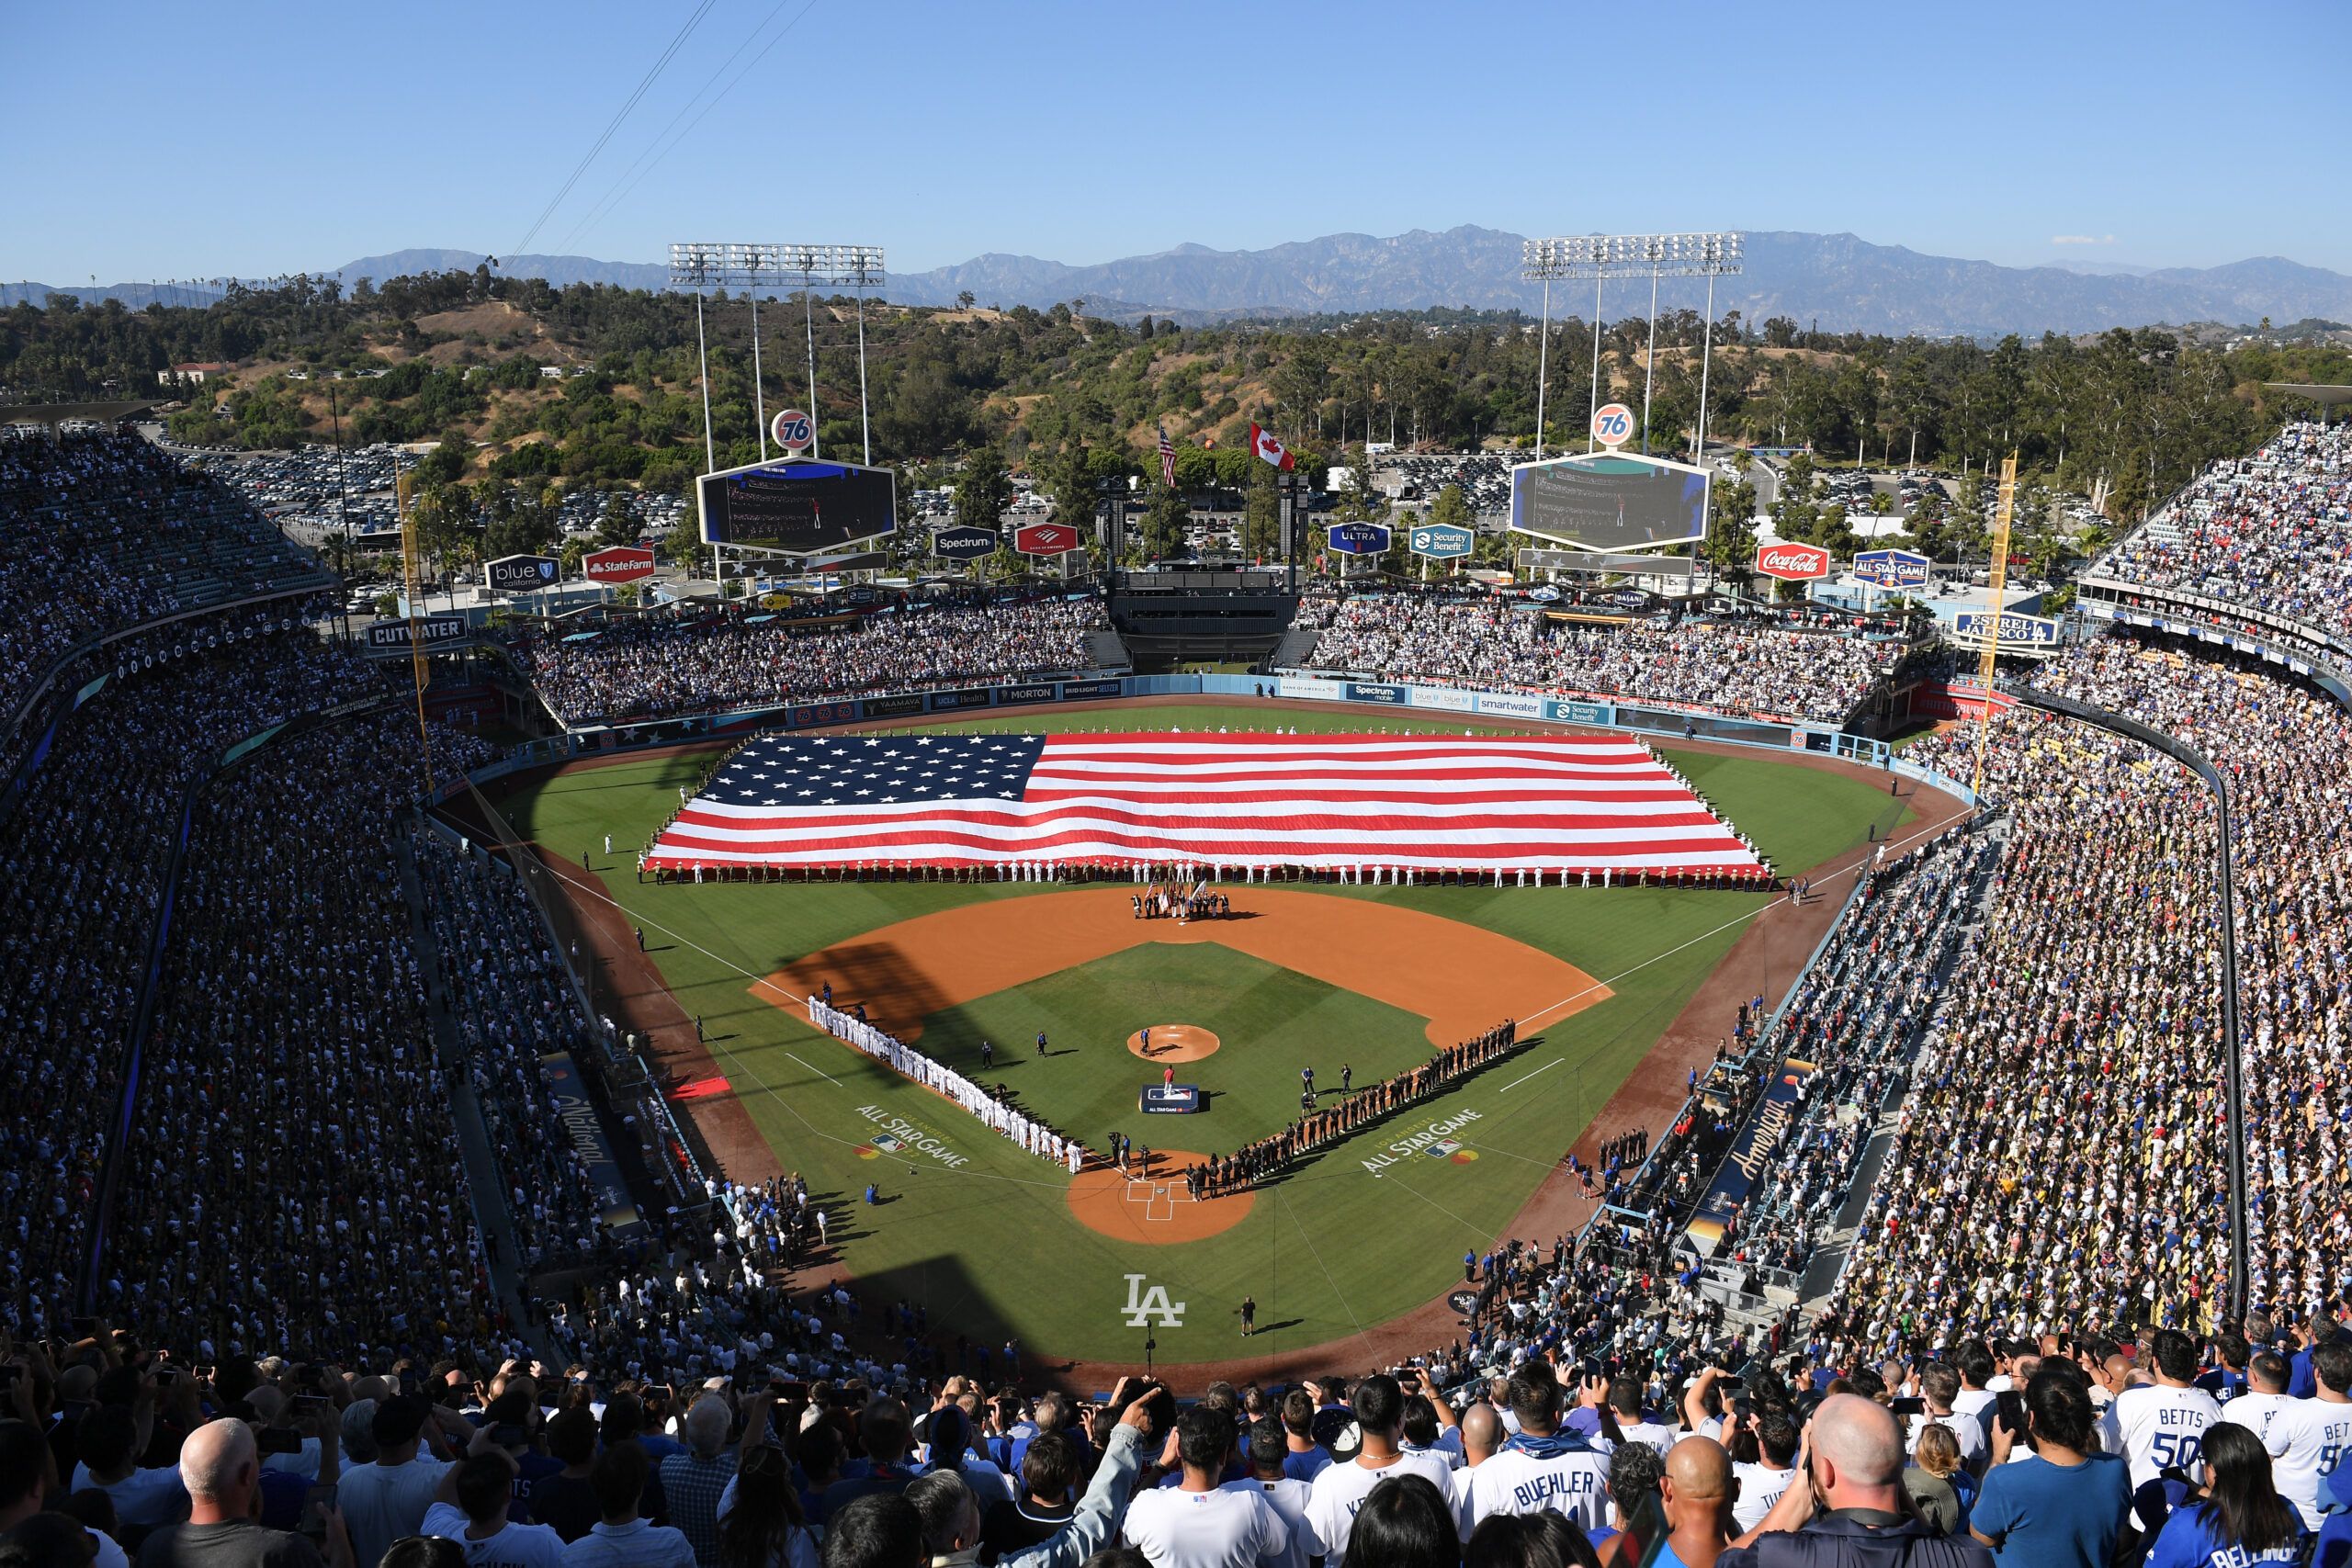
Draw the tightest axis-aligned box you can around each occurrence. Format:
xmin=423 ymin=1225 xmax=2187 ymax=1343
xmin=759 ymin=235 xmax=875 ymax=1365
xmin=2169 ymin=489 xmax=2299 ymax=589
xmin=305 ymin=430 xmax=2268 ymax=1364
xmin=642 ymin=731 xmax=1765 ymax=876
xmin=1157 ymin=424 xmax=1178 ymax=488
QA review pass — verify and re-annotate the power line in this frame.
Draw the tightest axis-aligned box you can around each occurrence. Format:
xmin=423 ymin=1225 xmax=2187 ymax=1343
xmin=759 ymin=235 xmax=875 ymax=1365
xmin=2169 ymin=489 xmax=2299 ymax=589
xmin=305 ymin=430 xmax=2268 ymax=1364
xmin=512 ymin=0 xmax=718 ymax=257
xmin=556 ymin=0 xmax=823 ymax=254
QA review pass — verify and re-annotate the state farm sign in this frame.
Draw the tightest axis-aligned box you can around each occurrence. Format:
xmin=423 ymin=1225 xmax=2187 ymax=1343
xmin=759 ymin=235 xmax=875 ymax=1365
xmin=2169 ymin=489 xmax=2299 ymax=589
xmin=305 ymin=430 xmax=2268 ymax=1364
xmin=583 ymin=545 xmax=656 ymax=584
xmin=1754 ymin=543 xmax=1831 ymax=581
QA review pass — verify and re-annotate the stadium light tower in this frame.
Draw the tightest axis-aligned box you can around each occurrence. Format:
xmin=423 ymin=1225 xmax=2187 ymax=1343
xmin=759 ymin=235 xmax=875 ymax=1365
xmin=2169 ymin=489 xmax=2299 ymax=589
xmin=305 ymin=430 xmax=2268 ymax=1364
xmin=1521 ymin=231 xmax=1742 ymax=459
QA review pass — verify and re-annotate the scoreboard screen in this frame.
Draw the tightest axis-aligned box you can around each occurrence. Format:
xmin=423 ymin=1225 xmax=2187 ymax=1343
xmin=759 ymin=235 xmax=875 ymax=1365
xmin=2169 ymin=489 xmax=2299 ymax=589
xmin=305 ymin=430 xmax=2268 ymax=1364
xmin=1510 ymin=453 xmax=1709 ymax=553
xmin=698 ymin=459 xmax=898 ymax=553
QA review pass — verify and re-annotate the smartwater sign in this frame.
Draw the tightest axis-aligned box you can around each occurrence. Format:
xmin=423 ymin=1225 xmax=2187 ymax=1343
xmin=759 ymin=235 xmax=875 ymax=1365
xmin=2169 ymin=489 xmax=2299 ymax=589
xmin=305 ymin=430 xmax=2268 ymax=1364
xmin=1953 ymin=610 xmax=2059 ymax=648
xmin=1474 ymin=692 xmax=1546 ymax=718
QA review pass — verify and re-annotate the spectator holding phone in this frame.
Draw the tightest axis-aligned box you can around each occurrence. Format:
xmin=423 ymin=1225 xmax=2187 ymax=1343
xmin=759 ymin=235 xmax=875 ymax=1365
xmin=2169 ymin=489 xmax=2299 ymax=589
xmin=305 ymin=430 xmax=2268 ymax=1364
xmin=1970 ymin=1371 xmax=2129 ymax=1568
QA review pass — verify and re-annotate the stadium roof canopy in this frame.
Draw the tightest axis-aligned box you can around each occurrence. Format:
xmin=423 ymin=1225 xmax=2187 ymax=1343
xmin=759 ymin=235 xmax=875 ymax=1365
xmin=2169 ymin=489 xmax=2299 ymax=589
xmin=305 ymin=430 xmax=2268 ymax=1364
xmin=2263 ymin=383 xmax=2352 ymax=410
xmin=0 ymin=399 xmax=164 ymax=429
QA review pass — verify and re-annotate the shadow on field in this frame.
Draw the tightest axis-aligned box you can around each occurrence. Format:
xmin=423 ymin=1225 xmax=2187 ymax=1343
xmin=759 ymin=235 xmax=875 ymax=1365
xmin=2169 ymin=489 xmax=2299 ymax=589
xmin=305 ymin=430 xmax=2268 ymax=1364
xmin=788 ymin=940 xmax=952 ymax=1040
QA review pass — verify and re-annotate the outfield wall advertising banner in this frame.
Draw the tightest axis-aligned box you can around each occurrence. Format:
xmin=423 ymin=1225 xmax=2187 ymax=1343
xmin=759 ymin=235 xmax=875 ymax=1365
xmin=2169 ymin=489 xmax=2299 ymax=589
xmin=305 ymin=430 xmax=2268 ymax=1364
xmin=1474 ymin=692 xmax=1547 ymax=718
xmin=1546 ymin=699 xmax=1615 ymax=726
xmin=1059 ymin=679 xmax=1124 ymax=700
xmin=1408 ymin=685 xmax=1476 ymax=713
xmin=788 ymin=701 xmax=860 ymax=728
xmin=996 ymin=682 xmax=1055 ymax=705
xmin=928 ymin=687 xmax=995 ymax=710
xmin=1346 ymin=682 xmax=1408 ymax=705
xmin=1277 ymin=677 xmax=1346 ymax=701
xmin=864 ymin=694 xmax=926 ymax=717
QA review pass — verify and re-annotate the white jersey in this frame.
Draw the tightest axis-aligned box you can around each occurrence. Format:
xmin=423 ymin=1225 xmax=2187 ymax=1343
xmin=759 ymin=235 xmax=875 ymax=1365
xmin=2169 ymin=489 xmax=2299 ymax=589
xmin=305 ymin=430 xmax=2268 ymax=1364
xmin=1732 ymin=1461 xmax=1795 ymax=1532
xmin=1223 ymin=1477 xmax=1315 ymax=1568
xmin=420 ymin=1506 xmax=569 ymax=1568
xmin=1907 ymin=1410 xmax=1988 ymax=1473
xmin=2219 ymin=1391 xmax=2294 ymax=1442
xmin=2099 ymin=1383 xmax=2222 ymax=1492
xmin=1123 ymin=1484 xmax=1289 ymax=1568
xmin=2262 ymin=1396 xmax=2352 ymax=1529
xmin=1456 ymin=1440 xmax=1612 ymax=1539
xmin=1304 ymin=1451 xmax=1456 ymax=1567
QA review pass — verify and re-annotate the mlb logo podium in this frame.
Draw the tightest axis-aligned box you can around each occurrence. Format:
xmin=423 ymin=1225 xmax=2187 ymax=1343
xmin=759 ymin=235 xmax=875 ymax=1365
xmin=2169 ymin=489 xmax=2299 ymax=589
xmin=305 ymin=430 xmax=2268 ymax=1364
xmin=1140 ymin=1083 xmax=1202 ymax=1113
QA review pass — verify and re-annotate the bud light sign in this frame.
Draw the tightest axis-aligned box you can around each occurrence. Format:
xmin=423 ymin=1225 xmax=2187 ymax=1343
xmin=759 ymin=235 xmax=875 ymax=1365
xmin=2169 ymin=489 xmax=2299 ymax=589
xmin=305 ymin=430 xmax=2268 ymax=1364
xmin=1754 ymin=543 xmax=1831 ymax=581
xmin=1328 ymin=523 xmax=1392 ymax=556
xmin=1851 ymin=548 xmax=1929 ymax=590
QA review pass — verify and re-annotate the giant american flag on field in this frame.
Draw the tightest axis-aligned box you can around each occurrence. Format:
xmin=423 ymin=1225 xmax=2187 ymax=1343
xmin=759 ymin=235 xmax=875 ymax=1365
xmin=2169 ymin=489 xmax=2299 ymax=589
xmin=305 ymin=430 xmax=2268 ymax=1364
xmin=641 ymin=730 xmax=1765 ymax=876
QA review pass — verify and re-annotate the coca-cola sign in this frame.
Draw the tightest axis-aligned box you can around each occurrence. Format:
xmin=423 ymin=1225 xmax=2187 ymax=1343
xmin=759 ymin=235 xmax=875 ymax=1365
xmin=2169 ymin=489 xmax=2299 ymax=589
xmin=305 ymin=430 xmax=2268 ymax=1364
xmin=1754 ymin=543 xmax=1831 ymax=581
xmin=583 ymin=545 xmax=657 ymax=584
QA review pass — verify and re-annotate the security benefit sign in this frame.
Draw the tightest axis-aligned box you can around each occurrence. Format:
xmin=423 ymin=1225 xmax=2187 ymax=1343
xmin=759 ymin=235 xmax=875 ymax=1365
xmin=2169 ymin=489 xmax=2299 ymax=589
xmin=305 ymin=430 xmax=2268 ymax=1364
xmin=1409 ymin=522 xmax=1475 ymax=560
xmin=1683 ymin=1057 xmax=1818 ymax=1256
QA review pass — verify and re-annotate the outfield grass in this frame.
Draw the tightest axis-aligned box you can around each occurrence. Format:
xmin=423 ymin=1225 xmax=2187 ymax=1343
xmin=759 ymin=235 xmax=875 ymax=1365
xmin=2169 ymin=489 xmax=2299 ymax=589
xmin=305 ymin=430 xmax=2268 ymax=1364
xmin=494 ymin=704 xmax=1906 ymax=1366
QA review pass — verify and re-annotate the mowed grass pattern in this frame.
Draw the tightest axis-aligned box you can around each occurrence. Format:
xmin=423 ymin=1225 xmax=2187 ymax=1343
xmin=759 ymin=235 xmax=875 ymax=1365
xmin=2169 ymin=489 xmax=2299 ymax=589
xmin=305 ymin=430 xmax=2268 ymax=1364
xmin=919 ymin=944 xmax=1441 ymax=1153
xmin=493 ymin=705 xmax=1913 ymax=1364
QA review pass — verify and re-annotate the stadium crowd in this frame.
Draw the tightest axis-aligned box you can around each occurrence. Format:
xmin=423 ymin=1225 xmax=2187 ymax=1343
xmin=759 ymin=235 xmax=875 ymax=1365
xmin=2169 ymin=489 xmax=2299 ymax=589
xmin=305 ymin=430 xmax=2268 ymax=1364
xmin=2096 ymin=421 xmax=2352 ymax=642
xmin=0 ymin=429 xmax=325 ymax=721
xmin=519 ymin=601 xmax=1110 ymax=726
xmin=1294 ymin=595 xmax=1902 ymax=723
xmin=2024 ymin=631 xmax=2352 ymax=1320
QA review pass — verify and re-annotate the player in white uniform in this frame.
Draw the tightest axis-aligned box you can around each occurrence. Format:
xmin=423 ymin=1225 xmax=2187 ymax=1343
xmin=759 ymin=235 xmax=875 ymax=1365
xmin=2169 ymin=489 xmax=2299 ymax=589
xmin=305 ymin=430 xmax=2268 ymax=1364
xmin=1456 ymin=1363 xmax=1614 ymax=1540
xmin=2263 ymin=1341 xmax=2352 ymax=1531
xmin=1304 ymin=1375 xmax=1457 ymax=1568
xmin=2098 ymin=1329 xmax=2222 ymax=1494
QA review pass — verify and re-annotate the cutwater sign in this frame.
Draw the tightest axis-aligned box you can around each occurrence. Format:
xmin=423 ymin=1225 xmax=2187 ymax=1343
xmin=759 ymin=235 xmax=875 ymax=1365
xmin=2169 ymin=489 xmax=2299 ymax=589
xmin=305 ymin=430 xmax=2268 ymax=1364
xmin=365 ymin=615 xmax=469 ymax=653
xmin=1852 ymin=548 xmax=1929 ymax=590
xmin=1409 ymin=522 xmax=1474 ymax=559
xmin=1954 ymin=610 xmax=2059 ymax=647
xmin=1327 ymin=522 xmax=1391 ymax=556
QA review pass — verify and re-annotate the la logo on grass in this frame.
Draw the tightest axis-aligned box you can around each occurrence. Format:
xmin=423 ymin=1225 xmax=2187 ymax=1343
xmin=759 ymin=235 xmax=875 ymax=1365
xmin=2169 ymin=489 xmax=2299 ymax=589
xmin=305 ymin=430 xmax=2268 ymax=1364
xmin=1122 ymin=1274 xmax=1186 ymax=1328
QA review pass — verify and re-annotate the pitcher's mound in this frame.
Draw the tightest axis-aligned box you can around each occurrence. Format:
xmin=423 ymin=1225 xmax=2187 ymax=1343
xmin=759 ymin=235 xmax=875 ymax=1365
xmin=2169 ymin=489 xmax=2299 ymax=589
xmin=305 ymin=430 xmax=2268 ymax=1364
xmin=1128 ymin=1024 xmax=1220 ymax=1063
xmin=1067 ymin=1148 xmax=1253 ymax=1243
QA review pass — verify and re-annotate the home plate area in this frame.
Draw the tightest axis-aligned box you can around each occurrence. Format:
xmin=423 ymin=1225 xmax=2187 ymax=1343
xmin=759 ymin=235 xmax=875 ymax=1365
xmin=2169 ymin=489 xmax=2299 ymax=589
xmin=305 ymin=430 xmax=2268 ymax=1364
xmin=1065 ymin=1147 xmax=1253 ymax=1243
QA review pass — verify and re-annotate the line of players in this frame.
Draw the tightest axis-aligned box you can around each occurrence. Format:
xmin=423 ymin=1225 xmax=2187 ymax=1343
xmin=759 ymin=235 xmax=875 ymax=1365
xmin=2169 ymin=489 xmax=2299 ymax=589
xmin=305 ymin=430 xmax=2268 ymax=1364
xmin=1181 ymin=1019 xmax=1521 ymax=1198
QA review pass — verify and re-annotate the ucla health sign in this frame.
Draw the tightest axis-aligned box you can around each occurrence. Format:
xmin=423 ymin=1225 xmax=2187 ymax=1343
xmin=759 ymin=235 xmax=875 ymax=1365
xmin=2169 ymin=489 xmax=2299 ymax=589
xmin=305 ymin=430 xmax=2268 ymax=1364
xmin=1953 ymin=610 xmax=2059 ymax=647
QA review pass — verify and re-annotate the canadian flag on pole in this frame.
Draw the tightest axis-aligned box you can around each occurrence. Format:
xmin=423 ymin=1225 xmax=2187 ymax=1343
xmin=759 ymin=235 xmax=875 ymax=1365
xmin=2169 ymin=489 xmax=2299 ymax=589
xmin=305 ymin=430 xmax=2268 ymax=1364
xmin=1248 ymin=422 xmax=1295 ymax=471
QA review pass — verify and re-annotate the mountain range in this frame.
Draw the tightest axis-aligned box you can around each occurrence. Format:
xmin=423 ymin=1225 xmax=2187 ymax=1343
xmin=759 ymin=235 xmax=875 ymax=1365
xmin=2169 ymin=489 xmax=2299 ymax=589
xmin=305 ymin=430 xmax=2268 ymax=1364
xmin=11 ymin=228 xmax=2351 ymax=339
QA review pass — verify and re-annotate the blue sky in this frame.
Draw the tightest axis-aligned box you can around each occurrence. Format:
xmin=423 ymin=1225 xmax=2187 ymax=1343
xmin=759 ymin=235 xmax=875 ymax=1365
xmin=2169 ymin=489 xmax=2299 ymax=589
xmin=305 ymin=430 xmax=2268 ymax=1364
xmin=6 ymin=0 xmax=2346 ymax=285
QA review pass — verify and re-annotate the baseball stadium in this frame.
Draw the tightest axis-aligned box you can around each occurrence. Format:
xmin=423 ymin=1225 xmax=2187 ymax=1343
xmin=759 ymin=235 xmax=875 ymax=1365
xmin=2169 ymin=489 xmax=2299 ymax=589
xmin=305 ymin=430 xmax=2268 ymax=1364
xmin=11 ymin=22 xmax=2352 ymax=1566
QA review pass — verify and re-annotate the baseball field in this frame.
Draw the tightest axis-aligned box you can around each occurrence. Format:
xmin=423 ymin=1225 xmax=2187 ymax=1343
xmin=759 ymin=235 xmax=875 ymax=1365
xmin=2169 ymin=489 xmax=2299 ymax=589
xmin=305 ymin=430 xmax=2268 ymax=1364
xmin=489 ymin=700 xmax=1924 ymax=1383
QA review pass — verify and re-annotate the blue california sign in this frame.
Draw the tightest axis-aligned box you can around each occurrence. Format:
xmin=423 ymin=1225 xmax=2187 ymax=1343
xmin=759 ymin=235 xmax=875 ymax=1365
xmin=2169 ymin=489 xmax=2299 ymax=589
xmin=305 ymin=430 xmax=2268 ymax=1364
xmin=1409 ymin=522 xmax=1474 ymax=559
xmin=1327 ymin=522 xmax=1393 ymax=556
